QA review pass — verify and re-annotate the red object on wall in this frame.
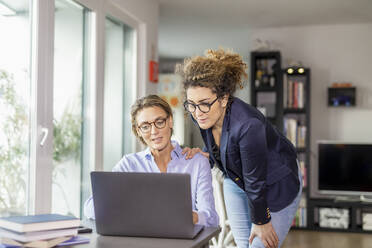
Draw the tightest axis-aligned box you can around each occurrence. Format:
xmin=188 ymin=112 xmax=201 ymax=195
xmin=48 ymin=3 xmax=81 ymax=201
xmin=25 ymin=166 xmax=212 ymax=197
xmin=149 ymin=60 xmax=158 ymax=83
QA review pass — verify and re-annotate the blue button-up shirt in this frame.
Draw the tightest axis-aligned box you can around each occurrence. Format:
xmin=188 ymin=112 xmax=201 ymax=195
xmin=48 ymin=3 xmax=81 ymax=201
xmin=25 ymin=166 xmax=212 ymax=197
xmin=84 ymin=141 xmax=219 ymax=227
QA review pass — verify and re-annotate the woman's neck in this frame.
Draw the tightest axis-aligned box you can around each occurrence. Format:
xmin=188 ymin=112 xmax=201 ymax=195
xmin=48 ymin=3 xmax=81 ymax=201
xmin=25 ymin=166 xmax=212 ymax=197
xmin=151 ymin=141 xmax=173 ymax=172
xmin=213 ymin=107 xmax=227 ymax=134
xmin=212 ymin=107 xmax=227 ymax=147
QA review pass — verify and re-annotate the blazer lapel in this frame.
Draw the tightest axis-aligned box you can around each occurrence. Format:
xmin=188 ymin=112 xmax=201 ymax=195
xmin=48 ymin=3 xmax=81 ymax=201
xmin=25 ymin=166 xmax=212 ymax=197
xmin=220 ymin=129 xmax=229 ymax=171
xmin=220 ymin=108 xmax=231 ymax=171
xmin=205 ymin=129 xmax=217 ymax=162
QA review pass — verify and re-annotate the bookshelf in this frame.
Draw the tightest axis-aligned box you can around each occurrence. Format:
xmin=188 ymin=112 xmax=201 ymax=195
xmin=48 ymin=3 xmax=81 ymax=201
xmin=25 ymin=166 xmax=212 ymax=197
xmin=251 ymin=53 xmax=372 ymax=234
xmin=250 ymin=51 xmax=283 ymax=130
xmin=283 ymin=67 xmax=311 ymax=229
xmin=250 ymin=51 xmax=311 ymax=229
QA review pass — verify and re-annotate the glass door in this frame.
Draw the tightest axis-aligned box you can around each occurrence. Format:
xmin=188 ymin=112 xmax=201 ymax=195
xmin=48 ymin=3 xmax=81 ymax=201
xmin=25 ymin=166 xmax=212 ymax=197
xmin=0 ymin=0 xmax=32 ymax=217
xmin=103 ymin=16 xmax=135 ymax=171
xmin=52 ymin=0 xmax=91 ymax=217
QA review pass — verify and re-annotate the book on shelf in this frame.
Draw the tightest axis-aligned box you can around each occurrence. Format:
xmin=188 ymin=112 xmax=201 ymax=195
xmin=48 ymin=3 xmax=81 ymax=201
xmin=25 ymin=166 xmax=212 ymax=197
xmin=0 ymin=235 xmax=89 ymax=248
xmin=284 ymin=78 xmax=306 ymax=109
xmin=293 ymin=81 xmax=298 ymax=108
xmin=0 ymin=227 xmax=78 ymax=243
xmin=284 ymin=118 xmax=297 ymax=146
xmin=297 ymin=126 xmax=306 ymax=148
xmin=288 ymin=80 xmax=293 ymax=108
xmin=292 ymin=195 xmax=307 ymax=228
xmin=298 ymin=82 xmax=304 ymax=108
xmin=299 ymin=160 xmax=307 ymax=188
xmin=284 ymin=118 xmax=306 ymax=148
xmin=283 ymin=73 xmax=287 ymax=107
xmin=0 ymin=214 xmax=80 ymax=233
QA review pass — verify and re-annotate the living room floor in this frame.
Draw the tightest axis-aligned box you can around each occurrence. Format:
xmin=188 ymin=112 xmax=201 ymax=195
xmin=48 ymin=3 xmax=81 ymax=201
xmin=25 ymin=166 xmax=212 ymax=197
xmin=282 ymin=229 xmax=372 ymax=248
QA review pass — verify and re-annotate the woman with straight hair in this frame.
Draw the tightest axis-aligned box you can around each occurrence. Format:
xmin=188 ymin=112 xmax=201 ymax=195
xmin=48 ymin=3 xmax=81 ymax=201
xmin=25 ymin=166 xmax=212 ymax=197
xmin=84 ymin=95 xmax=219 ymax=227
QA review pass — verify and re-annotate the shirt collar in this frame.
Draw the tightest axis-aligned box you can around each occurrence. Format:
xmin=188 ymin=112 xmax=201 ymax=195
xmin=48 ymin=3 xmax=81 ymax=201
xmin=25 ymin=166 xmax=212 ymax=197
xmin=140 ymin=140 xmax=182 ymax=161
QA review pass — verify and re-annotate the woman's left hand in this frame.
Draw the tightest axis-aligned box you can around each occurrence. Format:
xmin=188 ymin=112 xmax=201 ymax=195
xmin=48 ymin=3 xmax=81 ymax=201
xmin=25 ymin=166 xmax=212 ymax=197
xmin=249 ymin=221 xmax=279 ymax=248
xmin=182 ymin=147 xmax=209 ymax=160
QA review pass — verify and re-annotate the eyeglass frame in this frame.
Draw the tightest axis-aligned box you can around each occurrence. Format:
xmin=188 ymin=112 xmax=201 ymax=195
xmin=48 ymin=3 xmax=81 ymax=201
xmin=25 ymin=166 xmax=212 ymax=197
xmin=137 ymin=116 xmax=168 ymax=133
xmin=183 ymin=97 xmax=219 ymax=113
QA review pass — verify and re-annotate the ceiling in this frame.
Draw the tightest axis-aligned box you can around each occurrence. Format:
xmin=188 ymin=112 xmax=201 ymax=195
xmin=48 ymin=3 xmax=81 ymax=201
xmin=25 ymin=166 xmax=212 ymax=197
xmin=159 ymin=0 xmax=372 ymax=57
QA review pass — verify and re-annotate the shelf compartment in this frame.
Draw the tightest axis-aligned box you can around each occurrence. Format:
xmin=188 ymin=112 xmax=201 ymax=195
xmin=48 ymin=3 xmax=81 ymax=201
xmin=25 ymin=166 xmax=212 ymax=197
xmin=254 ymin=86 xmax=277 ymax=92
xmin=296 ymin=148 xmax=306 ymax=153
xmin=284 ymin=108 xmax=306 ymax=114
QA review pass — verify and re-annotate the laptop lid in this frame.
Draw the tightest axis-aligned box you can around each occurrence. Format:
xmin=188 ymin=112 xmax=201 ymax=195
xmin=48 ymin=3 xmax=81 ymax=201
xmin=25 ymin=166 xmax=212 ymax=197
xmin=91 ymin=172 xmax=202 ymax=239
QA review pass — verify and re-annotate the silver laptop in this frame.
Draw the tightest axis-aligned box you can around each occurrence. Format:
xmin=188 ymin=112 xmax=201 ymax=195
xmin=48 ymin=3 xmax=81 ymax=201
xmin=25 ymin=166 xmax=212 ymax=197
xmin=90 ymin=172 xmax=204 ymax=239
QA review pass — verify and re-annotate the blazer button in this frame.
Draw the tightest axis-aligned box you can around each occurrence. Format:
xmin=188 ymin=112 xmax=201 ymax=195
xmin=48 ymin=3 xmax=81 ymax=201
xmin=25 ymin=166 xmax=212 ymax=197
xmin=234 ymin=177 xmax=239 ymax=182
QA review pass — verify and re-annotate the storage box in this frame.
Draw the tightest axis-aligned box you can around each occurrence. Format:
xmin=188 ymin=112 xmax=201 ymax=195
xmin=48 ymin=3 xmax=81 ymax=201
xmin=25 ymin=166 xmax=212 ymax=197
xmin=319 ymin=207 xmax=349 ymax=229
xmin=362 ymin=213 xmax=372 ymax=230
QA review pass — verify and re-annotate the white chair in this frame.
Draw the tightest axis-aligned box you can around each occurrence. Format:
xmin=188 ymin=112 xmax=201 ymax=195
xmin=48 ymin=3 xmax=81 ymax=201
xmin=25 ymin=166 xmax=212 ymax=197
xmin=210 ymin=167 xmax=237 ymax=248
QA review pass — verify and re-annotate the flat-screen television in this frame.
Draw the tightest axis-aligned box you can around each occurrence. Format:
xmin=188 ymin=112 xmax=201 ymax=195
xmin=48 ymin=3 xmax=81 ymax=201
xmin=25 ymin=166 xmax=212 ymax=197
xmin=318 ymin=142 xmax=372 ymax=197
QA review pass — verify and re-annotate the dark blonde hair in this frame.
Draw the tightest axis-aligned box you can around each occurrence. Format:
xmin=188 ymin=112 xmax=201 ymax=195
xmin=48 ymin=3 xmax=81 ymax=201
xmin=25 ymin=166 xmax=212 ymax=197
xmin=176 ymin=48 xmax=248 ymax=100
xmin=131 ymin=95 xmax=173 ymax=145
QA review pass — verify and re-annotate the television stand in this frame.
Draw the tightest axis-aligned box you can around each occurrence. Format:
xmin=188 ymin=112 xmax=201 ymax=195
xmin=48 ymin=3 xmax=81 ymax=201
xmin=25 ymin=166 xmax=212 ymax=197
xmin=360 ymin=195 xmax=372 ymax=203
xmin=308 ymin=197 xmax=372 ymax=233
xmin=334 ymin=195 xmax=361 ymax=202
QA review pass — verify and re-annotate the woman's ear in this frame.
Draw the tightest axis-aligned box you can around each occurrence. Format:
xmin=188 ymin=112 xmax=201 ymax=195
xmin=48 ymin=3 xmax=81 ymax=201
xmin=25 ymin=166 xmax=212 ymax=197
xmin=136 ymin=126 xmax=142 ymax=138
xmin=221 ymin=95 xmax=229 ymax=108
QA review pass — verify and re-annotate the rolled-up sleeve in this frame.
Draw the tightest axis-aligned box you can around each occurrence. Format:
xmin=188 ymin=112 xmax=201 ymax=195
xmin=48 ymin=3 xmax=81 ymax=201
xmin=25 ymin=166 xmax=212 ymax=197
xmin=195 ymin=155 xmax=219 ymax=227
xmin=83 ymin=196 xmax=95 ymax=219
xmin=83 ymin=157 xmax=129 ymax=220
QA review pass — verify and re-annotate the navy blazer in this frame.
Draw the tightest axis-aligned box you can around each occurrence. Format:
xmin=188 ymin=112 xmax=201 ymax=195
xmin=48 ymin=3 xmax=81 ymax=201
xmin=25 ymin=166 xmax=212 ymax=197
xmin=196 ymin=97 xmax=300 ymax=225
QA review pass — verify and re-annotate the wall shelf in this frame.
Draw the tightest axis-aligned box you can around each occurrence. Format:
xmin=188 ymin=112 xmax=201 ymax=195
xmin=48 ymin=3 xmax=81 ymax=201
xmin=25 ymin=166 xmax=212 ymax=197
xmin=328 ymin=87 xmax=356 ymax=107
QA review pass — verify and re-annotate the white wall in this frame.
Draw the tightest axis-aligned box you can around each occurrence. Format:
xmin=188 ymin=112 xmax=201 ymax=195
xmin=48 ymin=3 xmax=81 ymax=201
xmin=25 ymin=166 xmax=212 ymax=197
xmin=112 ymin=0 xmax=159 ymax=97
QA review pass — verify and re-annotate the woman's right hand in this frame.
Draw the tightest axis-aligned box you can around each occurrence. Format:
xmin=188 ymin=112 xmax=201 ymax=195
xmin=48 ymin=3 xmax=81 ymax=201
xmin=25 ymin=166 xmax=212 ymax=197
xmin=182 ymin=147 xmax=209 ymax=160
xmin=192 ymin=211 xmax=199 ymax=224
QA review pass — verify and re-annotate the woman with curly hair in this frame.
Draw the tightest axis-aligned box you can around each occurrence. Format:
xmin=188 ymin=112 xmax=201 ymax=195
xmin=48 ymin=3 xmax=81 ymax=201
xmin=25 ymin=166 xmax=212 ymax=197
xmin=177 ymin=49 xmax=302 ymax=248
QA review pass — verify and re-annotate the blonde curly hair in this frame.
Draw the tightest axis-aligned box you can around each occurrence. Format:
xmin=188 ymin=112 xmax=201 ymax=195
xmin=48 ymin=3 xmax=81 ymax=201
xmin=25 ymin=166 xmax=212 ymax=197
xmin=176 ymin=48 xmax=248 ymax=100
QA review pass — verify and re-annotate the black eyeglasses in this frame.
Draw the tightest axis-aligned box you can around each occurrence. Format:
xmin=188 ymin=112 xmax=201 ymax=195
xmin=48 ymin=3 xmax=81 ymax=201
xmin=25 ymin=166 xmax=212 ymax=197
xmin=183 ymin=97 xmax=219 ymax=113
xmin=138 ymin=117 xmax=167 ymax=133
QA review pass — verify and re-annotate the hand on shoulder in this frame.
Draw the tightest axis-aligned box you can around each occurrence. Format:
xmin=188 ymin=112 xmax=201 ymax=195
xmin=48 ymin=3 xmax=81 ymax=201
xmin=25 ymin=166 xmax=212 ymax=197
xmin=182 ymin=147 xmax=209 ymax=160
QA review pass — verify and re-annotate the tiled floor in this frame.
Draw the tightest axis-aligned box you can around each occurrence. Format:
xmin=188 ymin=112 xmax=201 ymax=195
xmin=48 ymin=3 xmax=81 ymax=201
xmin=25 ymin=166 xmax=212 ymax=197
xmin=282 ymin=229 xmax=372 ymax=248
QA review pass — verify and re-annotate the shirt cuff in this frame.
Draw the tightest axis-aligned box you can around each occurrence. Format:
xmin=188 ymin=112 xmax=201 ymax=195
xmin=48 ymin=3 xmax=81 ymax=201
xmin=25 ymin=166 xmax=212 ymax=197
xmin=196 ymin=211 xmax=206 ymax=226
xmin=84 ymin=197 xmax=96 ymax=220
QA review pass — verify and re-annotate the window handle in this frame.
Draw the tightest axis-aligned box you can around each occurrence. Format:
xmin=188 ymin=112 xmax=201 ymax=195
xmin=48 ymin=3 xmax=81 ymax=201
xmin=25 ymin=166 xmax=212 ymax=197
xmin=40 ymin=127 xmax=49 ymax=147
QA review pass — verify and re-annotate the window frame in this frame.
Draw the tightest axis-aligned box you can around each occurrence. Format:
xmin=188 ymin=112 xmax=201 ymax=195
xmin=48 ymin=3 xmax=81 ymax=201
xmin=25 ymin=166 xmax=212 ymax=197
xmin=27 ymin=0 xmax=139 ymax=215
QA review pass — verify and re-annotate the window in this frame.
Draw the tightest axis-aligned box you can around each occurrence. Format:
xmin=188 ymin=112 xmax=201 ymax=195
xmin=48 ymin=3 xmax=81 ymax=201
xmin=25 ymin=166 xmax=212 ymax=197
xmin=0 ymin=0 xmax=31 ymax=217
xmin=0 ymin=0 xmax=137 ymax=218
xmin=103 ymin=17 xmax=135 ymax=171
xmin=52 ymin=0 xmax=90 ymax=217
